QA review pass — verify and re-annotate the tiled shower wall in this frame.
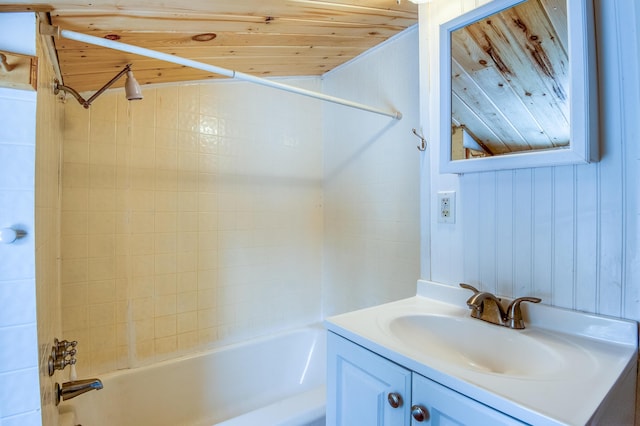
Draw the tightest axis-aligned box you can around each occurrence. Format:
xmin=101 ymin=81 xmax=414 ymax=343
xmin=60 ymin=79 xmax=324 ymax=375
xmin=322 ymin=27 xmax=421 ymax=316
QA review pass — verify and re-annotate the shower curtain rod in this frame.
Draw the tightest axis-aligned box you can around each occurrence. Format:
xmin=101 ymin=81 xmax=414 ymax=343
xmin=40 ymin=23 xmax=403 ymax=120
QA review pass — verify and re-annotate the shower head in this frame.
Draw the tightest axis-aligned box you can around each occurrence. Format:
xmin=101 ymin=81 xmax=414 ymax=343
xmin=54 ymin=64 xmax=143 ymax=108
xmin=125 ymin=70 xmax=143 ymax=101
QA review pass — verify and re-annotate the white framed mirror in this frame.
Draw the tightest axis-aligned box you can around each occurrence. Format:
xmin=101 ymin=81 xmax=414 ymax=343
xmin=439 ymin=0 xmax=598 ymax=173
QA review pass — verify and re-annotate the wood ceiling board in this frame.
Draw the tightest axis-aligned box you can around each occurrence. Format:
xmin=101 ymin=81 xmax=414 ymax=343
xmin=538 ymin=0 xmax=568 ymax=49
xmin=42 ymin=0 xmax=417 ymax=21
xmin=454 ymin=65 xmax=555 ymax=150
xmin=50 ymin=14 xmax=409 ymax=38
xmin=57 ymin=46 xmax=361 ymax=65
xmin=60 ymin=55 xmax=350 ymax=76
xmin=52 ymin=32 xmax=378 ymax=50
xmin=0 ymin=4 xmax=52 ymax=12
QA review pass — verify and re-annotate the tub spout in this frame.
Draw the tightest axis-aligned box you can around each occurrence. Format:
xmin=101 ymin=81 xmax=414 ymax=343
xmin=56 ymin=378 xmax=103 ymax=405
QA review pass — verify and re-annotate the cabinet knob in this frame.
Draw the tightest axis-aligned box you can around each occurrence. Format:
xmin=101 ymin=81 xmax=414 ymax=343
xmin=387 ymin=392 xmax=403 ymax=408
xmin=411 ymin=405 xmax=429 ymax=422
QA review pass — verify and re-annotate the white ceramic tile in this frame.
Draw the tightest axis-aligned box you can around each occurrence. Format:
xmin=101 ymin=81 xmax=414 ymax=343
xmin=2 ymin=410 xmax=42 ymax=426
xmin=0 ymin=367 xmax=40 ymax=418
xmin=0 ymin=280 xmax=36 ymax=326
xmin=0 ymin=145 xmax=35 ymax=190
xmin=0 ymin=95 xmax=36 ymax=144
xmin=0 ymin=324 xmax=38 ymax=373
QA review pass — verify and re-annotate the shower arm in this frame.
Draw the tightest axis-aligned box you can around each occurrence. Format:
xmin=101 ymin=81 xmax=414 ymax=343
xmin=40 ymin=23 xmax=403 ymax=120
xmin=54 ymin=64 xmax=132 ymax=109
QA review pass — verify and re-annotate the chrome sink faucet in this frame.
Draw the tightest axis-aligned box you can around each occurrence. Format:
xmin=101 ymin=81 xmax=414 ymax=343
xmin=460 ymin=283 xmax=541 ymax=329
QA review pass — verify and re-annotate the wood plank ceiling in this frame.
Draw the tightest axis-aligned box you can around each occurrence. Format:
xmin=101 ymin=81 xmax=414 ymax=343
xmin=4 ymin=0 xmax=418 ymax=93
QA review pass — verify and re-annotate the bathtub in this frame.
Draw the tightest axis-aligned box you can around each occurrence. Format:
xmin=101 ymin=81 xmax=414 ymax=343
xmin=58 ymin=325 xmax=326 ymax=426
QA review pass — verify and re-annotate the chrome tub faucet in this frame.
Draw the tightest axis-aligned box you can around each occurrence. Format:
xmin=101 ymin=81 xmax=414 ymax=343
xmin=50 ymin=337 xmax=104 ymax=405
xmin=56 ymin=378 xmax=103 ymax=405
xmin=460 ymin=283 xmax=541 ymax=329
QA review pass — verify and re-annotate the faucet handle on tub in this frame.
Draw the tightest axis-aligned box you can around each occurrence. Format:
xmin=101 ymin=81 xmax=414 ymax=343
xmin=506 ymin=297 xmax=542 ymax=329
xmin=53 ymin=338 xmax=77 ymax=355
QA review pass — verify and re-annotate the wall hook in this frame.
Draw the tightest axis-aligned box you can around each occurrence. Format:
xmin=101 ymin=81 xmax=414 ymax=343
xmin=413 ymin=128 xmax=427 ymax=151
xmin=0 ymin=53 xmax=15 ymax=73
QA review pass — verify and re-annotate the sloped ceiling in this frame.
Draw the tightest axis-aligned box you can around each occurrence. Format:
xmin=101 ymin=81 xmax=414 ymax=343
xmin=3 ymin=0 xmax=418 ymax=92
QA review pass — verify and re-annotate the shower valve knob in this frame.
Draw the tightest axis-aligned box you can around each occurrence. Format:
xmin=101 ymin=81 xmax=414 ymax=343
xmin=60 ymin=348 xmax=77 ymax=358
xmin=48 ymin=354 xmax=77 ymax=376
xmin=54 ymin=356 xmax=76 ymax=371
xmin=54 ymin=338 xmax=77 ymax=352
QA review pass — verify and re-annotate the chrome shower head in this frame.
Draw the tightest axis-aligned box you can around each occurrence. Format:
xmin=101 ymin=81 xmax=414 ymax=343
xmin=54 ymin=64 xmax=143 ymax=108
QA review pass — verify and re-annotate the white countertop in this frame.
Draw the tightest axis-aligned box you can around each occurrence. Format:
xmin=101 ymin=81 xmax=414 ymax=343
xmin=325 ymin=280 xmax=638 ymax=425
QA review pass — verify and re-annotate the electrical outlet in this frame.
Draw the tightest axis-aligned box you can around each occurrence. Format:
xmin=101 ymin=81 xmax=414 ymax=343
xmin=437 ymin=191 xmax=455 ymax=224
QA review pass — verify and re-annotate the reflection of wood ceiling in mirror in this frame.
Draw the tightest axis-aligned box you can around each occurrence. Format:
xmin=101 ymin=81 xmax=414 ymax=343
xmin=4 ymin=1 xmax=417 ymax=93
xmin=451 ymin=0 xmax=568 ymax=157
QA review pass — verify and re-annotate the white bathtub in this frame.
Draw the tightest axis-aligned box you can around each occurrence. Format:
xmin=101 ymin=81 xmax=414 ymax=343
xmin=58 ymin=325 xmax=326 ymax=426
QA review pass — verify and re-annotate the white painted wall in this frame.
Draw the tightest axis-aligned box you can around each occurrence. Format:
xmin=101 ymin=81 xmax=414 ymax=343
xmin=322 ymin=27 xmax=422 ymax=316
xmin=421 ymin=0 xmax=640 ymax=320
xmin=0 ymin=13 xmax=42 ymax=426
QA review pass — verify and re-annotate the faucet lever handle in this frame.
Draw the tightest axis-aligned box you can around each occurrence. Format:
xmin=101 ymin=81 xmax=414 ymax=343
xmin=507 ymin=297 xmax=542 ymax=329
xmin=459 ymin=283 xmax=480 ymax=294
xmin=512 ymin=296 xmax=541 ymax=304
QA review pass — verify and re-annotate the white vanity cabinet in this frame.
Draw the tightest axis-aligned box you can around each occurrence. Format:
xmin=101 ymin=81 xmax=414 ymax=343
xmin=327 ymin=330 xmax=412 ymax=425
xmin=327 ymin=332 xmax=524 ymax=425
xmin=411 ymin=373 xmax=524 ymax=425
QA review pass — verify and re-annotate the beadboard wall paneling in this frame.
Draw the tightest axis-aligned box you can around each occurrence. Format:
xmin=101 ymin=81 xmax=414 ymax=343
xmin=423 ymin=0 xmax=640 ymax=321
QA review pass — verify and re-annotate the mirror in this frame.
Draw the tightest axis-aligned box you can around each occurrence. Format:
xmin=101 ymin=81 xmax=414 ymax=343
xmin=439 ymin=0 xmax=598 ymax=173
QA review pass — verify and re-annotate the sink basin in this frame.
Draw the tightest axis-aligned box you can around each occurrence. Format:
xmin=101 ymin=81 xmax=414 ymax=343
xmin=326 ymin=281 xmax=638 ymax=425
xmin=387 ymin=314 xmax=571 ymax=378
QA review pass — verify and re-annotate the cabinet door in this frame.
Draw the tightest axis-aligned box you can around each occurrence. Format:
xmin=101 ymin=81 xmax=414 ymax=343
xmin=411 ymin=374 xmax=525 ymax=425
xmin=327 ymin=332 xmax=412 ymax=426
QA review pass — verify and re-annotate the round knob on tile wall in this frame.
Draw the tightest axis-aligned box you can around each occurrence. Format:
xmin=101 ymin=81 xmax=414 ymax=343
xmin=0 ymin=228 xmax=17 ymax=243
xmin=0 ymin=227 xmax=26 ymax=244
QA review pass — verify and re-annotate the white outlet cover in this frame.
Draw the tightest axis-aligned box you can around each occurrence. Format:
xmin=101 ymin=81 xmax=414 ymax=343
xmin=437 ymin=191 xmax=455 ymax=224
